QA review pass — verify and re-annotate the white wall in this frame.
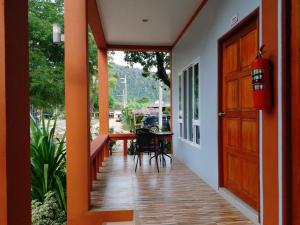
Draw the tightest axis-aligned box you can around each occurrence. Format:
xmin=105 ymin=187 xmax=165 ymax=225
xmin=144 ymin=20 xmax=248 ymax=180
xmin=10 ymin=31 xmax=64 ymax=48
xmin=172 ymin=0 xmax=260 ymax=191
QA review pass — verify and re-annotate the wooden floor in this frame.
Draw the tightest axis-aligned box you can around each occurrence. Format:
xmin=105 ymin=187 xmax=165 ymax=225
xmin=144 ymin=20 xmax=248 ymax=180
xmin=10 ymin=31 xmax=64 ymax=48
xmin=91 ymin=155 xmax=254 ymax=225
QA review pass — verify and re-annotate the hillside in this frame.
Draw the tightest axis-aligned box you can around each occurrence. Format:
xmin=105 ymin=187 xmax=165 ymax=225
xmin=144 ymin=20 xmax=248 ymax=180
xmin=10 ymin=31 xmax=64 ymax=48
xmin=110 ymin=63 xmax=170 ymax=107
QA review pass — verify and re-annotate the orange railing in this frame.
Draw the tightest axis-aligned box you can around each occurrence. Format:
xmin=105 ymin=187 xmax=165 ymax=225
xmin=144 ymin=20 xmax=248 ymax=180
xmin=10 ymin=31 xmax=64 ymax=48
xmin=109 ymin=133 xmax=136 ymax=156
xmin=90 ymin=134 xmax=109 ymax=183
xmin=89 ymin=132 xmax=173 ymax=185
xmin=89 ymin=133 xmax=136 ymax=185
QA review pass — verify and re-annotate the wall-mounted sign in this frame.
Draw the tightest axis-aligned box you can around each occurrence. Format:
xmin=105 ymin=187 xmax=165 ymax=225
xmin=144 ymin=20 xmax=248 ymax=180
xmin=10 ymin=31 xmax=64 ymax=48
xmin=230 ymin=13 xmax=239 ymax=27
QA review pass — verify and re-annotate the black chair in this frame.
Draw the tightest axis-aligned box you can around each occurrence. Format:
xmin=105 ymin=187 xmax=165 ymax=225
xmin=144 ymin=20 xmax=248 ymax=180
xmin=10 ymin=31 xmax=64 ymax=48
xmin=135 ymin=128 xmax=151 ymax=134
xmin=133 ymin=128 xmax=151 ymax=159
xmin=135 ymin=131 xmax=160 ymax=173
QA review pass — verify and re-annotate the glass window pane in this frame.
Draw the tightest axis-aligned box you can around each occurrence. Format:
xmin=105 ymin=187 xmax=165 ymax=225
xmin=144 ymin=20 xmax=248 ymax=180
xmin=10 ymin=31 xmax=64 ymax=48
xmin=179 ymin=76 xmax=182 ymax=119
xmin=195 ymin=125 xmax=200 ymax=145
xmin=183 ymin=70 xmax=188 ymax=139
xmin=188 ymin=67 xmax=193 ymax=141
xmin=180 ymin=123 xmax=183 ymax=137
xmin=194 ymin=63 xmax=199 ymax=120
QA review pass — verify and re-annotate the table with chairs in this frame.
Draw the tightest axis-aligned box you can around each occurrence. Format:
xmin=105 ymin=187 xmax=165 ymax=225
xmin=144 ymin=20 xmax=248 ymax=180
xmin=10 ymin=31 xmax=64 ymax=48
xmin=134 ymin=128 xmax=173 ymax=173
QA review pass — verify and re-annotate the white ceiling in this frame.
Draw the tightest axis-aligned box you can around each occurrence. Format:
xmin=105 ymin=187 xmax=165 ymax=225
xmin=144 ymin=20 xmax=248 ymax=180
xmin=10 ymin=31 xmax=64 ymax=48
xmin=96 ymin=0 xmax=204 ymax=46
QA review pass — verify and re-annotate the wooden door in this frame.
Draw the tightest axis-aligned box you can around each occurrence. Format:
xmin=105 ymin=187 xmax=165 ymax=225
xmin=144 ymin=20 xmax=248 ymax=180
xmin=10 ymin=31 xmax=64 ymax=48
xmin=290 ymin=0 xmax=300 ymax=223
xmin=220 ymin=17 xmax=259 ymax=210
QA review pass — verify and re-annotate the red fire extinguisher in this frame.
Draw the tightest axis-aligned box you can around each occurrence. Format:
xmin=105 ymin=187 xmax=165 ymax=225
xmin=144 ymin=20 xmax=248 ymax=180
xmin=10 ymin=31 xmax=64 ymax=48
xmin=251 ymin=45 xmax=272 ymax=110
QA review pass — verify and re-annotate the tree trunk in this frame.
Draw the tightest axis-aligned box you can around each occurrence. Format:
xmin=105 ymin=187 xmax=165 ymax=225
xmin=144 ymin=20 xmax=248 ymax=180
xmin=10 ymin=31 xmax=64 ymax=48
xmin=155 ymin=52 xmax=170 ymax=88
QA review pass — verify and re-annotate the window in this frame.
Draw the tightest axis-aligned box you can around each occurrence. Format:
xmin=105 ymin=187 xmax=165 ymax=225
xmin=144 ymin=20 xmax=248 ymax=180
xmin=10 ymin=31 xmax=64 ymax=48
xmin=183 ymin=70 xmax=188 ymax=139
xmin=178 ymin=60 xmax=200 ymax=145
xmin=178 ymin=75 xmax=183 ymax=137
xmin=193 ymin=63 xmax=200 ymax=145
xmin=188 ymin=67 xmax=193 ymax=141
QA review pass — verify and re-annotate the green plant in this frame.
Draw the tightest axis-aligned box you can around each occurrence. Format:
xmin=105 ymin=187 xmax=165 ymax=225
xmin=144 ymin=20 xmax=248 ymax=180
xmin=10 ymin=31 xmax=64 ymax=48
xmin=109 ymin=128 xmax=117 ymax=155
xmin=121 ymin=107 xmax=134 ymax=131
xmin=30 ymin=114 xmax=66 ymax=212
xmin=128 ymin=140 xmax=136 ymax=155
xmin=32 ymin=192 xmax=66 ymax=225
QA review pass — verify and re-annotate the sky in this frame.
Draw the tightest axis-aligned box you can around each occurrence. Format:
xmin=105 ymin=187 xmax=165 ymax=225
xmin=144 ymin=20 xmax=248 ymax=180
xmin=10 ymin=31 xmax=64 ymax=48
xmin=111 ymin=51 xmax=143 ymax=69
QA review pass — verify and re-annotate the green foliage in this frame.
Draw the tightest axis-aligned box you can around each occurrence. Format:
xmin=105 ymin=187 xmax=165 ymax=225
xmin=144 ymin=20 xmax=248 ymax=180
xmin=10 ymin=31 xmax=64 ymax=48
xmin=29 ymin=0 xmax=100 ymax=111
xmin=108 ymin=65 xmax=119 ymax=109
xmin=111 ymin=64 xmax=170 ymax=107
xmin=108 ymin=128 xmax=117 ymax=155
xmin=30 ymin=115 xmax=66 ymax=212
xmin=32 ymin=192 xmax=66 ymax=225
xmin=88 ymin=47 xmax=118 ymax=112
xmin=121 ymin=107 xmax=133 ymax=131
xmin=29 ymin=0 xmax=65 ymax=110
xmin=136 ymin=97 xmax=149 ymax=105
xmin=120 ymin=99 xmax=148 ymax=130
xmin=124 ymin=52 xmax=171 ymax=87
xmin=127 ymin=140 xmax=136 ymax=155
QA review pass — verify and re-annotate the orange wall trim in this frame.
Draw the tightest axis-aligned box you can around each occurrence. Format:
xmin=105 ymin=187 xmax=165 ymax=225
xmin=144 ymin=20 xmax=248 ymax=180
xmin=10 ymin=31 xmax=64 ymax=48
xmin=87 ymin=0 xmax=107 ymax=49
xmin=0 ymin=0 xmax=31 ymax=225
xmin=172 ymin=0 xmax=208 ymax=48
xmin=262 ymin=1 xmax=279 ymax=224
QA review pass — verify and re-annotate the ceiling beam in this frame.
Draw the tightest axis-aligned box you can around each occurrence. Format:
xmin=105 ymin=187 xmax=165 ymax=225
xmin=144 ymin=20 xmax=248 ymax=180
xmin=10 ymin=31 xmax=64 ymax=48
xmin=107 ymin=44 xmax=172 ymax=52
xmin=172 ymin=0 xmax=208 ymax=48
xmin=87 ymin=0 xmax=107 ymax=49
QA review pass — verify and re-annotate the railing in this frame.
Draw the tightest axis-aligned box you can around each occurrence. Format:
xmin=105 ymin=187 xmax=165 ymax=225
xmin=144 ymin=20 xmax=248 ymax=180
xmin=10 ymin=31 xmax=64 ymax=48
xmin=89 ymin=133 xmax=136 ymax=188
xmin=89 ymin=132 xmax=173 ymax=186
xmin=109 ymin=133 xmax=136 ymax=156
xmin=90 ymin=134 xmax=109 ymax=183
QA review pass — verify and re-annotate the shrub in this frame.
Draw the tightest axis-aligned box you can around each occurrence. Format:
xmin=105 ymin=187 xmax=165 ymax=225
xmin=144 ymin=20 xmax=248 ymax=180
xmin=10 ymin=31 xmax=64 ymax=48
xmin=32 ymin=192 xmax=66 ymax=225
xmin=30 ymin=115 xmax=66 ymax=212
xmin=109 ymin=128 xmax=117 ymax=155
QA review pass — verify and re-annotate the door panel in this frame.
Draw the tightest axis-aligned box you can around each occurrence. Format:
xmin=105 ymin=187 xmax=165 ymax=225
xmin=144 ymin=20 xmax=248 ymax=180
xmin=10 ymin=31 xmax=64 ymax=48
xmin=241 ymin=160 xmax=259 ymax=199
xmin=240 ymin=29 xmax=258 ymax=68
xmin=224 ymin=42 xmax=239 ymax=74
xmin=225 ymin=118 xmax=239 ymax=148
xmin=227 ymin=153 xmax=240 ymax=187
xmin=221 ymin=18 xmax=259 ymax=210
xmin=240 ymin=76 xmax=254 ymax=109
xmin=241 ymin=119 xmax=258 ymax=154
xmin=226 ymin=80 xmax=239 ymax=110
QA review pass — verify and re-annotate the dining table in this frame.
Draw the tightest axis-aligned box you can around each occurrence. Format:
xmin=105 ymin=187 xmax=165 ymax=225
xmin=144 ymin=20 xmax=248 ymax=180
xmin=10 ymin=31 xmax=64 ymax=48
xmin=151 ymin=131 xmax=173 ymax=167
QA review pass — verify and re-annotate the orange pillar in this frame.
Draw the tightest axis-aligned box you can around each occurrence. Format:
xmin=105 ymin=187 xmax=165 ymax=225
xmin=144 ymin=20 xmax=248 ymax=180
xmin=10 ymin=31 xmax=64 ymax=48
xmin=262 ymin=1 xmax=279 ymax=224
xmin=0 ymin=1 xmax=31 ymax=225
xmin=98 ymin=49 xmax=109 ymax=136
xmin=65 ymin=0 xmax=91 ymax=223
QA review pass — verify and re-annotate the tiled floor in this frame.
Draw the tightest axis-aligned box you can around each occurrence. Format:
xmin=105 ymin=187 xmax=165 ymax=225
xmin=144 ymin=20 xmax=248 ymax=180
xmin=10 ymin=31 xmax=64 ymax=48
xmin=91 ymin=155 xmax=255 ymax=225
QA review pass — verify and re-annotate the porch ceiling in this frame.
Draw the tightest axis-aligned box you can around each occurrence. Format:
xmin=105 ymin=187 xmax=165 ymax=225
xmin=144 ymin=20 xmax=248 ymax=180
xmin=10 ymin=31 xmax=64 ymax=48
xmin=96 ymin=0 xmax=205 ymax=47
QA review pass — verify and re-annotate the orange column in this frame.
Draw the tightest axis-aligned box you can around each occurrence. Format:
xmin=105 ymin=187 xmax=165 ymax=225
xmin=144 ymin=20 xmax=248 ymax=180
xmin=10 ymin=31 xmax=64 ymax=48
xmin=98 ymin=49 xmax=109 ymax=158
xmin=262 ymin=1 xmax=279 ymax=224
xmin=98 ymin=49 xmax=109 ymax=135
xmin=0 ymin=1 xmax=31 ymax=225
xmin=64 ymin=0 xmax=91 ymax=223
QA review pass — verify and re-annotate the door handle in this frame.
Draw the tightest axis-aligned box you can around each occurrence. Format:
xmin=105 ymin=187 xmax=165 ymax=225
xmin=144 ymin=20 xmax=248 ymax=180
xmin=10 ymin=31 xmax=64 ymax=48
xmin=218 ymin=112 xmax=226 ymax=117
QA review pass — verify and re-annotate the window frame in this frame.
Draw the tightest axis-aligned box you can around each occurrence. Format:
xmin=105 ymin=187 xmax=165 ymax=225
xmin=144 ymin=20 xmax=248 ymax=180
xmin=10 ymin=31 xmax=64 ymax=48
xmin=178 ymin=58 xmax=200 ymax=146
xmin=178 ymin=73 xmax=183 ymax=138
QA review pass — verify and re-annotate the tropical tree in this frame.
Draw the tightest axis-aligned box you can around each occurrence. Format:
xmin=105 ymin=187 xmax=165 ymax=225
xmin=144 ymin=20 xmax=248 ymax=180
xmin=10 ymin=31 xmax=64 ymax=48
xmin=124 ymin=52 xmax=171 ymax=88
xmin=29 ymin=0 xmax=65 ymax=110
xmin=29 ymin=0 xmax=100 ymax=112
